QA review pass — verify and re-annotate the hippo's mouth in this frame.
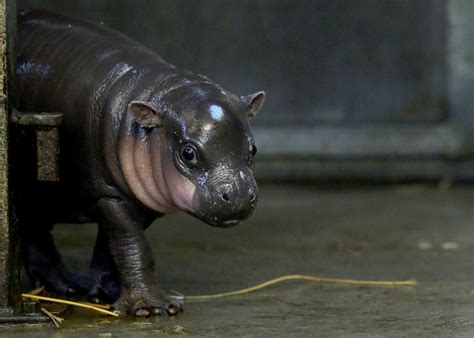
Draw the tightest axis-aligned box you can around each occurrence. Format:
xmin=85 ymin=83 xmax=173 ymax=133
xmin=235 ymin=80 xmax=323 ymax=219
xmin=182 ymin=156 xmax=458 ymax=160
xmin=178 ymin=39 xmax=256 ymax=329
xmin=222 ymin=219 xmax=241 ymax=226
xmin=187 ymin=211 xmax=244 ymax=228
xmin=204 ymin=218 xmax=242 ymax=228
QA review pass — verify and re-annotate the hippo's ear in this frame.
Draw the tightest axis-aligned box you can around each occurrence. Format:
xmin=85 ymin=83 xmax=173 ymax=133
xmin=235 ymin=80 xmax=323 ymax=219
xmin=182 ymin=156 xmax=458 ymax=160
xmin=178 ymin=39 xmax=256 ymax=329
xmin=129 ymin=101 xmax=164 ymax=128
xmin=242 ymin=91 xmax=265 ymax=119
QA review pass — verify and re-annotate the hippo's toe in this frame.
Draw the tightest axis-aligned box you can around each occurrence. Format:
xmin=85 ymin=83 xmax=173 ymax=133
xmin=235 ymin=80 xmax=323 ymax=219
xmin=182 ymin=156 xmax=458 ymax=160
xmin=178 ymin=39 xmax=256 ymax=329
xmin=110 ymin=288 xmax=183 ymax=317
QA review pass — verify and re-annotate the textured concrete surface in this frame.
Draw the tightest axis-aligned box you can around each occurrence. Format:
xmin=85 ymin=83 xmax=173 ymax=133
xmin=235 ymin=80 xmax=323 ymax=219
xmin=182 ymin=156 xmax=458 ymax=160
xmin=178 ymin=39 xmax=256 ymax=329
xmin=1 ymin=183 xmax=474 ymax=336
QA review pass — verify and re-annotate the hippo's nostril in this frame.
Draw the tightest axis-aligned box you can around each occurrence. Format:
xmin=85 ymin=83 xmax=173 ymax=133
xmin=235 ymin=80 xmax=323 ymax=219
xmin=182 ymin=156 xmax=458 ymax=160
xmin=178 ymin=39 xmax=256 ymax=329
xmin=221 ymin=193 xmax=231 ymax=202
xmin=249 ymin=193 xmax=256 ymax=203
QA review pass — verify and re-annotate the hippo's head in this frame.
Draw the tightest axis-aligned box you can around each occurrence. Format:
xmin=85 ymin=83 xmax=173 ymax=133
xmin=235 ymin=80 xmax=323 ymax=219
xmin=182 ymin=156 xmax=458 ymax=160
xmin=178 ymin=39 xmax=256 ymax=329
xmin=127 ymin=81 xmax=265 ymax=227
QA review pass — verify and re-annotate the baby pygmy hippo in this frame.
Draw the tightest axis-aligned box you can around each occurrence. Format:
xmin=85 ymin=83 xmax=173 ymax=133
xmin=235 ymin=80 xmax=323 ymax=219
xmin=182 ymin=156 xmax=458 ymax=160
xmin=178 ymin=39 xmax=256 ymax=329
xmin=15 ymin=9 xmax=265 ymax=316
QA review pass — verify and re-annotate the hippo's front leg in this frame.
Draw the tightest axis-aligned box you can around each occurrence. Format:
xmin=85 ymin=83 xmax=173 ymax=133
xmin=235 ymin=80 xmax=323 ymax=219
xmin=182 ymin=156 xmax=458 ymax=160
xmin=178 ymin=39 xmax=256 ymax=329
xmin=96 ymin=197 xmax=181 ymax=317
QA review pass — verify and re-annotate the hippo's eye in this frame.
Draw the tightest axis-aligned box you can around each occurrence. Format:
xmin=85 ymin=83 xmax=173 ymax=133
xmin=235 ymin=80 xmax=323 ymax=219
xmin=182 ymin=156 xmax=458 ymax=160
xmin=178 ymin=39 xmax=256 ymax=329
xmin=181 ymin=145 xmax=198 ymax=166
xmin=250 ymin=143 xmax=257 ymax=157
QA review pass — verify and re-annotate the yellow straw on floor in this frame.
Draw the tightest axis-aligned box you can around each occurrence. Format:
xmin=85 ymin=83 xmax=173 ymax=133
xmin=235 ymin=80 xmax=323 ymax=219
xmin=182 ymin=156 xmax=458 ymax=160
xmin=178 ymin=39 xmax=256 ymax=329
xmin=22 ymin=274 xmax=417 ymax=316
xmin=175 ymin=274 xmax=417 ymax=300
xmin=21 ymin=293 xmax=118 ymax=317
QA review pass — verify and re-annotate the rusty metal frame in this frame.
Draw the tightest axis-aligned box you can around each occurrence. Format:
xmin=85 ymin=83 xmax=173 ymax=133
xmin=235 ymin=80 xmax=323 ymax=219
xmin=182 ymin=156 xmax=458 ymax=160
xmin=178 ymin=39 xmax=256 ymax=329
xmin=0 ymin=0 xmax=48 ymax=324
xmin=11 ymin=110 xmax=62 ymax=182
xmin=0 ymin=0 xmax=17 ymax=316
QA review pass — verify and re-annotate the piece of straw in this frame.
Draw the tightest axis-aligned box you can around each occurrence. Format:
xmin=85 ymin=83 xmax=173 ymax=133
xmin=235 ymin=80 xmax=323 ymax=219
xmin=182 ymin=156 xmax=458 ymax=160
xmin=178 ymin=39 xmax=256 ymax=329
xmin=174 ymin=274 xmax=417 ymax=300
xmin=22 ymin=274 xmax=417 ymax=314
xmin=79 ymin=302 xmax=111 ymax=310
xmin=30 ymin=286 xmax=45 ymax=295
xmin=21 ymin=293 xmax=118 ymax=317
xmin=41 ymin=307 xmax=64 ymax=328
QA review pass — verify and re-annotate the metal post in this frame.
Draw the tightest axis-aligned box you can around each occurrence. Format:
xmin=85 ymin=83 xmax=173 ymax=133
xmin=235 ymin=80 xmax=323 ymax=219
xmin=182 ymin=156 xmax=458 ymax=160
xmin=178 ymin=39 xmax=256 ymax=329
xmin=0 ymin=0 xmax=17 ymax=314
xmin=0 ymin=0 xmax=48 ymax=323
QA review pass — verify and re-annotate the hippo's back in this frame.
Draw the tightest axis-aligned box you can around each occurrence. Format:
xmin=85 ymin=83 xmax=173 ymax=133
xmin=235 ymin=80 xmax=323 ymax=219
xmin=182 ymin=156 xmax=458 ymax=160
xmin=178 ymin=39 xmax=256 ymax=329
xmin=15 ymin=9 xmax=175 ymax=203
xmin=16 ymin=9 xmax=167 ymax=114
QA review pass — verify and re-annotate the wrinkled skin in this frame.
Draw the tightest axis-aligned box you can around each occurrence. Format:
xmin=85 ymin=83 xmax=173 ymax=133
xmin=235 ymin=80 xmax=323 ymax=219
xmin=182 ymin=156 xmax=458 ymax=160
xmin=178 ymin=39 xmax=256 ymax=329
xmin=14 ymin=9 xmax=265 ymax=316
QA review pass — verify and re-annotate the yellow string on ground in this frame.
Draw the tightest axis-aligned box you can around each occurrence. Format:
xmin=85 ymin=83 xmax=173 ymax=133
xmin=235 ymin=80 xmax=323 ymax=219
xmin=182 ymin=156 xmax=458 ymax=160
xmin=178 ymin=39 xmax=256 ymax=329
xmin=22 ymin=274 xmax=417 ymax=315
xmin=79 ymin=302 xmax=111 ymax=310
xmin=177 ymin=274 xmax=417 ymax=300
xmin=21 ymin=293 xmax=118 ymax=317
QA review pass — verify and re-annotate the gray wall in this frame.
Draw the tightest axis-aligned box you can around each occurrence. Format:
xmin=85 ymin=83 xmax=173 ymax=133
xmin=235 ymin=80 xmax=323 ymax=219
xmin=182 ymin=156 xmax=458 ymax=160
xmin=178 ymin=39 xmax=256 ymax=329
xmin=16 ymin=0 xmax=474 ymax=180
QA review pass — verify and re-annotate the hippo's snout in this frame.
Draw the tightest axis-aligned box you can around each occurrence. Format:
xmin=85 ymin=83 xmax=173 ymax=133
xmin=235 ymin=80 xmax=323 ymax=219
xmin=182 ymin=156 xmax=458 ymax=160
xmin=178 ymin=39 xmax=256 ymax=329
xmin=217 ymin=183 xmax=257 ymax=206
xmin=195 ymin=167 xmax=258 ymax=227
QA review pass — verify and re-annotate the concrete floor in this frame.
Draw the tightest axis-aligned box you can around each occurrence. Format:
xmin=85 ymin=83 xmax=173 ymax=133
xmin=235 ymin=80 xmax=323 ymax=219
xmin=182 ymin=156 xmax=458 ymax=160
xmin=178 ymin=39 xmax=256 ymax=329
xmin=2 ymin=183 xmax=474 ymax=336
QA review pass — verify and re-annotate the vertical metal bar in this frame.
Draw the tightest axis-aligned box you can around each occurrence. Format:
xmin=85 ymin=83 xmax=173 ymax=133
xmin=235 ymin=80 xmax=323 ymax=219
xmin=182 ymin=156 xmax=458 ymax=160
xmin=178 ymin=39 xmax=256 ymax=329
xmin=0 ymin=0 xmax=14 ymax=312
xmin=0 ymin=0 xmax=50 ymax=322
xmin=447 ymin=0 xmax=474 ymax=149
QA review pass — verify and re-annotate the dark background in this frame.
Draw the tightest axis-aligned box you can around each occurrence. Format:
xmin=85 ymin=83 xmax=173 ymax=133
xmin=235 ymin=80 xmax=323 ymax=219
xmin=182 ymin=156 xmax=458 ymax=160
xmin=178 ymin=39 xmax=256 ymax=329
xmin=16 ymin=0 xmax=474 ymax=181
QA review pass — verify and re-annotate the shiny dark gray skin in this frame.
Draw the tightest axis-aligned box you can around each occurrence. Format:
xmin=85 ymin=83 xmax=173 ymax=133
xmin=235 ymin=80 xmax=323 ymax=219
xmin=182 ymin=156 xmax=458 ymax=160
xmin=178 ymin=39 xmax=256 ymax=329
xmin=15 ymin=9 xmax=264 ymax=316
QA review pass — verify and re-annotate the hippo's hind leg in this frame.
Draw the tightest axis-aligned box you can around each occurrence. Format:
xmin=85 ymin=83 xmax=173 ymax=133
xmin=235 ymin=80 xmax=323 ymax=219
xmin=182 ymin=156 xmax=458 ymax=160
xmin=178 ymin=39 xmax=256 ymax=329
xmin=19 ymin=218 xmax=87 ymax=296
xmin=88 ymin=225 xmax=121 ymax=304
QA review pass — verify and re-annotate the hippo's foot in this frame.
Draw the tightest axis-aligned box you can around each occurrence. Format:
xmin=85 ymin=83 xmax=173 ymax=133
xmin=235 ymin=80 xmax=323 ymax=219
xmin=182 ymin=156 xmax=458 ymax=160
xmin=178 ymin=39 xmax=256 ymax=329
xmin=25 ymin=257 xmax=87 ymax=297
xmin=22 ymin=234 xmax=87 ymax=297
xmin=88 ymin=270 xmax=121 ymax=305
xmin=111 ymin=287 xmax=182 ymax=317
